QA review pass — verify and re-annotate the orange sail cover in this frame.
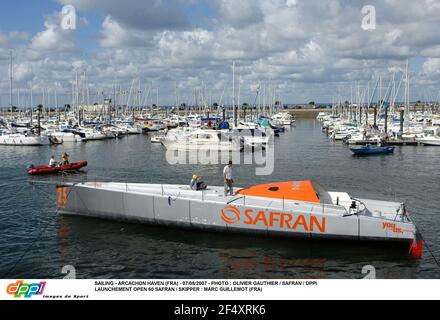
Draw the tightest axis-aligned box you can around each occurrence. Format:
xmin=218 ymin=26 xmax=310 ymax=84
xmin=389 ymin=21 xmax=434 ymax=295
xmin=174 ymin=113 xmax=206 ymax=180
xmin=237 ymin=181 xmax=320 ymax=203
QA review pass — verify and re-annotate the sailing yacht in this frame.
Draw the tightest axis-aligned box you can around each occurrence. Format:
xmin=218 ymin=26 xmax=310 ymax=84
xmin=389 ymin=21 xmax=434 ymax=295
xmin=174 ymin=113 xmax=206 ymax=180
xmin=0 ymin=132 xmax=51 ymax=146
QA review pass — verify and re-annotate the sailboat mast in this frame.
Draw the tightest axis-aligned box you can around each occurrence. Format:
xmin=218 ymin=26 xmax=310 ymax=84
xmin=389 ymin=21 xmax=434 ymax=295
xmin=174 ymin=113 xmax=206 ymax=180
xmin=405 ymin=59 xmax=410 ymax=122
xmin=238 ymin=70 xmax=241 ymax=122
xmin=9 ymin=50 xmax=13 ymax=109
xmin=75 ymin=70 xmax=79 ymax=122
xmin=232 ymin=61 xmax=236 ymax=126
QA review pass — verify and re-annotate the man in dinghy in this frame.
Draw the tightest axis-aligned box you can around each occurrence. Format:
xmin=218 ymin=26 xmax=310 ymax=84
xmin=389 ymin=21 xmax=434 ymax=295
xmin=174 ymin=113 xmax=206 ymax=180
xmin=49 ymin=155 xmax=58 ymax=167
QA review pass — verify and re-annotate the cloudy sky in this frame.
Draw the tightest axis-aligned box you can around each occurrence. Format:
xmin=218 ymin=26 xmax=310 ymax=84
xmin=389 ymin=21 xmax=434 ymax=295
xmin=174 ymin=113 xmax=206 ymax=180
xmin=1 ymin=0 xmax=440 ymax=107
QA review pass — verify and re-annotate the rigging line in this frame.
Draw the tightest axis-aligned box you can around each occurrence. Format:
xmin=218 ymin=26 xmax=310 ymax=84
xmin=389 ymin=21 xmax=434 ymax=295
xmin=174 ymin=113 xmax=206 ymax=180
xmin=2 ymin=186 xmax=70 ymax=279
xmin=1 ymin=181 xmax=32 ymax=203
xmin=414 ymin=224 xmax=440 ymax=269
xmin=227 ymin=196 xmax=244 ymax=205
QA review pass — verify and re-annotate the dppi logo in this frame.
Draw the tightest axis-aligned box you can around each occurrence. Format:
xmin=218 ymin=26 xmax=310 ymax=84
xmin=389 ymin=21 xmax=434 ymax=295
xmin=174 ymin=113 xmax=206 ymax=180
xmin=221 ymin=206 xmax=241 ymax=225
xmin=6 ymin=280 xmax=46 ymax=298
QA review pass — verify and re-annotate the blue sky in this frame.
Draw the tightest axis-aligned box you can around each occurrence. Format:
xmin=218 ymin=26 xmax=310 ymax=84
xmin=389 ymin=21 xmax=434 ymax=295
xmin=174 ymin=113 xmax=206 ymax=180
xmin=0 ymin=0 xmax=217 ymax=57
xmin=1 ymin=0 xmax=440 ymax=106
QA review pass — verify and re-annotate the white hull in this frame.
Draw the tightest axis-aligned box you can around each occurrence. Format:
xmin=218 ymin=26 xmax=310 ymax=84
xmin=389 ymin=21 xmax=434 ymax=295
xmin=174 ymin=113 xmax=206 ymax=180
xmin=50 ymin=132 xmax=82 ymax=143
xmin=151 ymin=134 xmax=165 ymax=143
xmin=163 ymin=141 xmax=242 ymax=151
xmin=163 ymin=129 xmax=242 ymax=151
xmin=418 ymin=139 xmax=440 ymax=146
xmin=126 ymin=127 xmax=142 ymax=135
xmin=84 ymin=133 xmax=107 ymax=141
xmin=0 ymin=134 xmax=50 ymax=146
xmin=58 ymin=181 xmax=417 ymax=246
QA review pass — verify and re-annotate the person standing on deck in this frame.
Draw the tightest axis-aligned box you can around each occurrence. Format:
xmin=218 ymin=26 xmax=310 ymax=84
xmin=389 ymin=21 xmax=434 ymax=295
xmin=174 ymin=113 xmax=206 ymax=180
xmin=223 ymin=161 xmax=234 ymax=196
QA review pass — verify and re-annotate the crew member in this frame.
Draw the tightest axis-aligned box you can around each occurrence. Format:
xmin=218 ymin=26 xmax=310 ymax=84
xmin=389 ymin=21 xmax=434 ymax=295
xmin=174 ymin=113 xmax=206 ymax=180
xmin=190 ymin=175 xmax=199 ymax=191
xmin=223 ymin=161 xmax=234 ymax=196
xmin=61 ymin=152 xmax=70 ymax=165
xmin=190 ymin=175 xmax=207 ymax=191
xmin=49 ymin=155 xmax=57 ymax=167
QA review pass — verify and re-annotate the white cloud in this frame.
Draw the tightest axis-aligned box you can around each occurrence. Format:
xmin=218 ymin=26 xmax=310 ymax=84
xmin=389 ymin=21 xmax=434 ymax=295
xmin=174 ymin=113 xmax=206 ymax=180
xmin=29 ymin=13 xmax=78 ymax=52
xmin=212 ymin=0 xmax=264 ymax=28
xmin=3 ymin=0 xmax=440 ymax=105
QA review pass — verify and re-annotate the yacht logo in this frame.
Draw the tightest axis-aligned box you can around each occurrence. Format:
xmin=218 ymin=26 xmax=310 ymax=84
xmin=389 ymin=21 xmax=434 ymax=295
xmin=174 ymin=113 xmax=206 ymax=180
xmin=221 ymin=206 xmax=241 ymax=225
xmin=6 ymin=280 xmax=46 ymax=298
xmin=220 ymin=207 xmax=326 ymax=232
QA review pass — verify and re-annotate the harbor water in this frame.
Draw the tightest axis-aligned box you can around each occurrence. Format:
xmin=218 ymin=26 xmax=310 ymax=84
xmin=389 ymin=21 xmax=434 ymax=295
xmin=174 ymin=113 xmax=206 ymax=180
xmin=0 ymin=119 xmax=439 ymax=279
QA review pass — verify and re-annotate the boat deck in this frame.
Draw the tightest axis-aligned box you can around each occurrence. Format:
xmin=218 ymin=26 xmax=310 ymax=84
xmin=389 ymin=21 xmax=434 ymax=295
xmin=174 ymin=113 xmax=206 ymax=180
xmin=81 ymin=182 xmax=345 ymax=216
xmin=79 ymin=182 xmax=403 ymax=221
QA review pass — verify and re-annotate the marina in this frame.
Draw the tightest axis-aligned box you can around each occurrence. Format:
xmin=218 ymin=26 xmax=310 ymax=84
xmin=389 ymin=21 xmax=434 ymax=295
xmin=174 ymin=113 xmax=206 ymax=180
xmin=0 ymin=117 xmax=439 ymax=279
xmin=0 ymin=60 xmax=439 ymax=279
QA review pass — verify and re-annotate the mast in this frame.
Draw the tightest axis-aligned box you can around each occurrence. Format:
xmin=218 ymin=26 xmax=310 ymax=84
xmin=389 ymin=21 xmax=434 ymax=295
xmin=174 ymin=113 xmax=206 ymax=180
xmin=9 ymin=50 xmax=13 ymax=110
xmin=138 ymin=78 xmax=141 ymax=111
xmin=30 ymin=83 xmax=33 ymax=119
xmin=232 ymin=61 xmax=236 ymax=127
xmin=156 ymin=87 xmax=159 ymax=109
xmin=113 ymin=79 xmax=117 ymax=115
xmin=405 ymin=59 xmax=410 ymax=123
xmin=238 ymin=69 xmax=241 ymax=122
xmin=151 ymin=80 xmax=154 ymax=115
xmin=75 ymin=70 xmax=79 ymax=122
xmin=379 ymin=75 xmax=382 ymax=109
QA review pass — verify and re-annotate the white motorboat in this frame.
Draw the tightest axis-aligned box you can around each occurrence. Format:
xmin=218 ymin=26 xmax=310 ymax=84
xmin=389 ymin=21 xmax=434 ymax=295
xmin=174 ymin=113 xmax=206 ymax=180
xmin=164 ymin=127 xmax=194 ymax=142
xmin=237 ymin=121 xmax=258 ymax=130
xmin=316 ymin=112 xmax=330 ymax=121
xmin=56 ymin=180 xmax=422 ymax=258
xmin=225 ymin=128 xmax=271 ymax=149
xmin=49 ymin=131 xmax=83 ymax=143
xmin=272 ymin=112 xmax=295 ymax=126
xmin=418 ymin=138 xmax=440 ymax=146
xmin=331 ymin=126 xmax=359 ymax=141
xmin=125 ymin=125 xmax=142 ymax=135
xmin=80 ymin=128 xmax=107 ymax=141
xmin=151 ymin=133 xmax=166 ymax=143
xmin=143 ymin=120 xmax=166 ymax=132
xmin=162 ymin=129 xmax=242 ymax=151
xmin=417 ymin=127 xmax=440 ymax=146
